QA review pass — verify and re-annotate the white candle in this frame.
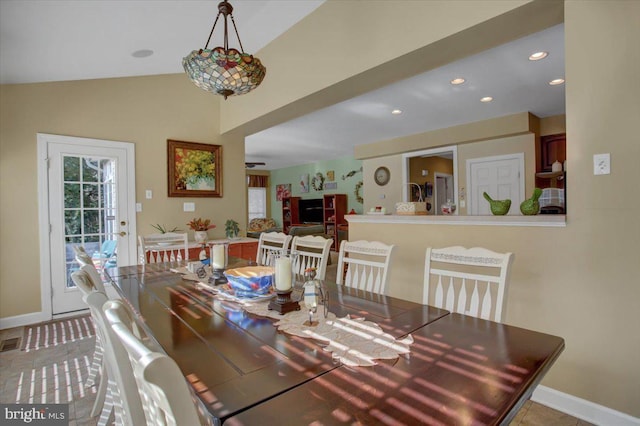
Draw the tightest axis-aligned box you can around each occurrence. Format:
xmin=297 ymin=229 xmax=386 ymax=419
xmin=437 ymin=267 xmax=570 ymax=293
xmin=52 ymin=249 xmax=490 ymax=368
xmin=212 ymin=245 xmax=225 ymax=269
xmin=275 ymin=257 xmax=292 ymax=291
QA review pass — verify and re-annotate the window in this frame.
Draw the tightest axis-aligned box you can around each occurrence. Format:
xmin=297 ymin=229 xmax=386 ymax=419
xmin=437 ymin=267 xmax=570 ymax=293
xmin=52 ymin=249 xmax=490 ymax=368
xmin=248 ymin=187 xmax=267 ymax=221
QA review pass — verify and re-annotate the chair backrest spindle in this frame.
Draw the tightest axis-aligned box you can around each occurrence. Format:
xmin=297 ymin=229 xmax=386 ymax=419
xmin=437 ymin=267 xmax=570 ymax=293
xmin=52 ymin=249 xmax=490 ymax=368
xmin=256 ymin=232 xmax=292 ymax=266
xmin=336 ymin=240 xmax=395 ymax=294
xmin=423 ymin=246 xmax=514 ymax=322
xmin=139 ymin=233 xmax=189 ymax=264
xmin=290 ymin=235 xmax=333 ymax=280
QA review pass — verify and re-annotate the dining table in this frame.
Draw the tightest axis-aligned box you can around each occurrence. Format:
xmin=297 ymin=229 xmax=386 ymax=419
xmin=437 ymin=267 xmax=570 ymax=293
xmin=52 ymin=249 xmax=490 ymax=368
xmin=105 ymin=258 xmax=564 ymax=426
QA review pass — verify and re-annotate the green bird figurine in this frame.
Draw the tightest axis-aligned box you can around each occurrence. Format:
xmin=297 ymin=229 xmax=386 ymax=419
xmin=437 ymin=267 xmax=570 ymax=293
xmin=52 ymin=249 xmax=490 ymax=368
xmin=483 ymin=192 xmax=511 ymax=215
xmin=520 ymin=188 xmax=543 ymax=215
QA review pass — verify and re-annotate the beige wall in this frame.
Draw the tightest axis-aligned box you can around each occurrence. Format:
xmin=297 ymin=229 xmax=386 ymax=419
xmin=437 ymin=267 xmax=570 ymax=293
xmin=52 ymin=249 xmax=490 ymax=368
xmin=0 ymin=75 xmax=248 ymax=317
xmin=1 ymin=0 xmax=638 ymax=418
xmin=540 ymin=114 xmax=566 ymax=136
xmin=348 ymin=3 xmax=639 ymax=417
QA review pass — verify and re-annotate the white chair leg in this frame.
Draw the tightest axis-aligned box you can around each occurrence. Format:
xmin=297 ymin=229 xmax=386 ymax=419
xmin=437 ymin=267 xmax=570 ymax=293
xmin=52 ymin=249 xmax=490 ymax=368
xmin=90 ymin=362 xmax=107 ymax=418
xmin=97 ymin=379 xmax=117 ymax=426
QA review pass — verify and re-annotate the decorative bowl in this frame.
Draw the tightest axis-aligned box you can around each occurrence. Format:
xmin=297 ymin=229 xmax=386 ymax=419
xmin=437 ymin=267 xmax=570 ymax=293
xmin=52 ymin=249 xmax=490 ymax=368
xmin=224 ymin=266 xmax=274 ymax=296
xmin=489 ymin=199 xmax=511 ymax=215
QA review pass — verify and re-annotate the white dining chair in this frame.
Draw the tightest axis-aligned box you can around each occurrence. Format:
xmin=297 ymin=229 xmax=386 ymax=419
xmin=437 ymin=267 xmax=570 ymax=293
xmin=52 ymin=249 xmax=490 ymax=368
xmin=256 ymin=232 xmax=292 ymax=266
xmin=336 ymin=240 xmax=395 ymax=294
xmin=104 ymin=299 xmax=212 ymax=426
xmin=71 ymin=269 xmax=146 ymax=426
xmin=290 ymin=235 xmax=333 ymax=280
xmin=423 ymin=246 xmax=514 ymax=322
xmin=139 ymin=232 xmax=189 ymax=264
xmin=74 ymin=245 xmax=110 ymax=405
xmin=74 ymin=246 xmax=107 ymax=293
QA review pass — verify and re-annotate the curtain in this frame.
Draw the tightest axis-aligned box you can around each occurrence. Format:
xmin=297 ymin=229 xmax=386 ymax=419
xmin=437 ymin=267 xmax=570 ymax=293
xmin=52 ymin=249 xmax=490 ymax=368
xmin=248 ymin=174 xmax=268 ymax=188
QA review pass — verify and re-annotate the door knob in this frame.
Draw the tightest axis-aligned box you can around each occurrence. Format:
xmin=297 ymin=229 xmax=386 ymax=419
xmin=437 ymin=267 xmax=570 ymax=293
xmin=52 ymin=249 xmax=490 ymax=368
xmin=117 ymin=231 xmax=127 ymax=237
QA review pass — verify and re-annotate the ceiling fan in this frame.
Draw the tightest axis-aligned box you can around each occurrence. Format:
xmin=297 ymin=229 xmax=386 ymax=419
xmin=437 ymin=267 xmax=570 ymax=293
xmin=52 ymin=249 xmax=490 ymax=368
xmin=245 ymin=162 xmax=266 ymax=168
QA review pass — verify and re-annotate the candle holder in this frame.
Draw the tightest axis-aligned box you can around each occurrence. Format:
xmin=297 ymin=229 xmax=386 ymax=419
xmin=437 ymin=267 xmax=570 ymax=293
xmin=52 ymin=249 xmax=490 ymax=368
xmin=268 ymin=288 xmax=300 ymax=314
xmin=268 ymin=251 xmax=300 ymax=314
xmin=208 ymin=241 xmax=229 ymax=286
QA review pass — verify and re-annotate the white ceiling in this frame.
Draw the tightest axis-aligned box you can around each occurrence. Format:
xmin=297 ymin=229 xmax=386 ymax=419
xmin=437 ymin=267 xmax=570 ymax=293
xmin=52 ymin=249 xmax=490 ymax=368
xmin=1 ymin=1 xmax=565 ymax=171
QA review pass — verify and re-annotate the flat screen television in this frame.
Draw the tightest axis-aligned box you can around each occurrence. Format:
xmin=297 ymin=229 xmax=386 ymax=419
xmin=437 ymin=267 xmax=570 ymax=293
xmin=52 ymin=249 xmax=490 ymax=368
xmin=298 ymin=198 xmax=324 ymax=224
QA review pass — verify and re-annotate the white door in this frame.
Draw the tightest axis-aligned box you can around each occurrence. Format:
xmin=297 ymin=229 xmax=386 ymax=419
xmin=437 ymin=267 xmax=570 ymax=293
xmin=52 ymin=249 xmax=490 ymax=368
xmin=38 ymin=134 xmax=137 ymax=316
xmin=467 ymin=154 xmax=524 ymax=215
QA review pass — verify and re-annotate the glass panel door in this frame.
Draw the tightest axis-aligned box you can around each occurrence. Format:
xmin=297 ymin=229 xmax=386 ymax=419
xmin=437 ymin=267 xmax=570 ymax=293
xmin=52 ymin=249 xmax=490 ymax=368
xmin=62 ymin=155 xmax=118 ymax=288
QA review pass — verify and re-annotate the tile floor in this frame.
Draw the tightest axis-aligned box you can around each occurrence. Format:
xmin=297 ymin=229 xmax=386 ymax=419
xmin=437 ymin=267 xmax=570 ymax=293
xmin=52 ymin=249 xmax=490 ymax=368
xmin=1 ymin=320 xmax=592 ymax=426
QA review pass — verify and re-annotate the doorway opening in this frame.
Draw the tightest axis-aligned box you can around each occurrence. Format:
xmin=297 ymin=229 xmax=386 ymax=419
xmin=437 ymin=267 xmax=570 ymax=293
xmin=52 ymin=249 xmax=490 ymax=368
xmin=402 ymin=146 xmax=458 ymax=215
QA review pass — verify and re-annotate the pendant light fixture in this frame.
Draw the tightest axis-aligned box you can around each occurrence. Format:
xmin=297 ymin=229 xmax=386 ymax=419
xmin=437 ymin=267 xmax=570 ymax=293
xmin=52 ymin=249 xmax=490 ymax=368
xmin=183 ymin=1 xmax=266 ymax=99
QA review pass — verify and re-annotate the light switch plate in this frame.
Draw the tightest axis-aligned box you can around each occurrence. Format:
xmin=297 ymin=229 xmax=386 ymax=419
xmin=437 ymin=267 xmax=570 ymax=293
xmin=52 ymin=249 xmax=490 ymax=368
xmin=136 ymin=203 xmax=142 ymax=212
xmin=183 ymin=202 xmax=195 ymax=212
xmin=145 ymin=190 xmax=153 ymax=199
xmin=593 ymin=153 xmax=610 ymax=175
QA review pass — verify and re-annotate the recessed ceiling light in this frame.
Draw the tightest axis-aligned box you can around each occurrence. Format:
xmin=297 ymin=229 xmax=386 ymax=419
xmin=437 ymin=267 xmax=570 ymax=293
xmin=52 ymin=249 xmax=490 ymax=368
xmin=549 ymin=78 xmax=565 ymax=85
xmin=391 ymin=109 xmax=402 ymax=115
xmin=480 ymin=97 xmax=493 ymax=103
xmin=450 ymin=78 xmax=465 ymax=85
xmin=529 ymin=51 xmax=548 ymax=61
xmin=132 ymin=49 xmax=154 ymax=58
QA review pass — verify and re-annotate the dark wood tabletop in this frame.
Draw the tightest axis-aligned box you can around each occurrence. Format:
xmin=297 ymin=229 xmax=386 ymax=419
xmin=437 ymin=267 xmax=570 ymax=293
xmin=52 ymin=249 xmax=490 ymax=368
xmin=226 ymin=313 xmax=565 ymax=426
xmin=106 ymin=260 xmax=450 ymax=425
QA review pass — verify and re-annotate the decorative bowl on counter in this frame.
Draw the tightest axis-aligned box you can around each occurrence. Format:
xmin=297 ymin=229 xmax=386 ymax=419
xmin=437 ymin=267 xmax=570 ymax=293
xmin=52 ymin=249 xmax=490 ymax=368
xmin=224 ymin=266 xmax=274 ymax=296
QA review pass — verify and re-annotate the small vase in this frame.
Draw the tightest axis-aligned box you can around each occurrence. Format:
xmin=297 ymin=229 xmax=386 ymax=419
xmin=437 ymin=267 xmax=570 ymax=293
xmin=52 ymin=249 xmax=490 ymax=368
xmin=194 ymin=231 xmax=208 ymax=243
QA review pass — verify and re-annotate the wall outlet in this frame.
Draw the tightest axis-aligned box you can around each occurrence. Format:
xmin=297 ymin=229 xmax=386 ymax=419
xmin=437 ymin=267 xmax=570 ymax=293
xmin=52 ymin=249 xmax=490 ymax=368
xmin=593 ymin=153 xmax=610 ymax=175
xmin=183 ymin=202 xmax=195 ymax=212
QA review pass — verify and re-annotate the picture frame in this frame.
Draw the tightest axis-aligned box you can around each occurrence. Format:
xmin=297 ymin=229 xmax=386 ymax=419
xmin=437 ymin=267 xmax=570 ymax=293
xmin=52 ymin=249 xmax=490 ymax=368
xmin=276 ymin=184 xmax=291 ymax=201
xmin=299 ymin=174 xmax=309 ymax=193
xmin=168 ymin=139 xmax=222 ymax=197
xmin=324 ymin=182 xmax=337 ymax=190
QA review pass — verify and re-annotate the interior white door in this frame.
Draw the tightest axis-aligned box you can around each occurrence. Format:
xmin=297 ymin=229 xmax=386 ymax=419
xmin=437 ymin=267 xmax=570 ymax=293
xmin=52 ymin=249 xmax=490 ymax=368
xmin=468 ymin=154 xmax=524 ymax=215
xmin=39 ymin=134 xmax=136 ymax=316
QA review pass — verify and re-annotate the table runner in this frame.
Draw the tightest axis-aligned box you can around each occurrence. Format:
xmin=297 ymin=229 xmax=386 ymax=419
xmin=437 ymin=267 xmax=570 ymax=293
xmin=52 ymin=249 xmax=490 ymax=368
xmin=186 ymin=276 xmax=413 ymax=367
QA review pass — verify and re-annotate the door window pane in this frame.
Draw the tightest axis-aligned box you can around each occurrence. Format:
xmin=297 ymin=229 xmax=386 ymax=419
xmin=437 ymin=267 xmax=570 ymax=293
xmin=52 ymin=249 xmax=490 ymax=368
xmin=64 ymin=183 xmax=81 ymax=208
xmin=82 ymin=158 xmax=100 ymax=182
xmin=83 ymin=210 xmax=100 ymax=234
xmin=83 ymin=183 xmax=100 ymax=208
xmin=65 ymin=210 xmax=81 ymax=235
xmin=63 ymin=156 xmax=80 ymax=181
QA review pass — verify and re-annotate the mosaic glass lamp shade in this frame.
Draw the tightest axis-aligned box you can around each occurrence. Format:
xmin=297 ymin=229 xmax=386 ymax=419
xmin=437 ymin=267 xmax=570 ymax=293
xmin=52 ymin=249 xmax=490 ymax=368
xmin=183 ymin=1 xmax=266 ymax=99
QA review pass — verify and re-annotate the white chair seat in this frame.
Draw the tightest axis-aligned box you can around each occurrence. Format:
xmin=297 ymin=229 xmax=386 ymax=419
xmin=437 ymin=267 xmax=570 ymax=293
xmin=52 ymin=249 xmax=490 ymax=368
xmin=423 ymin=246 xmax=514 ymax=322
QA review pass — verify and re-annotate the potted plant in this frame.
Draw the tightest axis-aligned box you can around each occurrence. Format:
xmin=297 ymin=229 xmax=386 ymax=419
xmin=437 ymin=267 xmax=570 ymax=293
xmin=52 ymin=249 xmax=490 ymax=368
xmin=151 ymin=224 xmax=180 ymax=234
xmin=225 ymin=219 xmax=240 ymax=239
xmin=187 ymin=218 xmax=215 ymax=243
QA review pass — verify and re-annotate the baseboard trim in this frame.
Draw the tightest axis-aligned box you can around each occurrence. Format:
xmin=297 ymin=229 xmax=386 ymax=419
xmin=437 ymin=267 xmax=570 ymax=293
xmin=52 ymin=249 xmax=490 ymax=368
xmin=0 ymin=311 xmax=50 ymax=330
xmin=532 ymin=385 xmax=640 ymax=426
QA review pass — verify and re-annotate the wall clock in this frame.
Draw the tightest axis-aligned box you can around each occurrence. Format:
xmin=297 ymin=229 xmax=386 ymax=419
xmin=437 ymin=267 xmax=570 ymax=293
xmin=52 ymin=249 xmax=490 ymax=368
xmin=374 ymin=166 xmax=390 ymax=186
